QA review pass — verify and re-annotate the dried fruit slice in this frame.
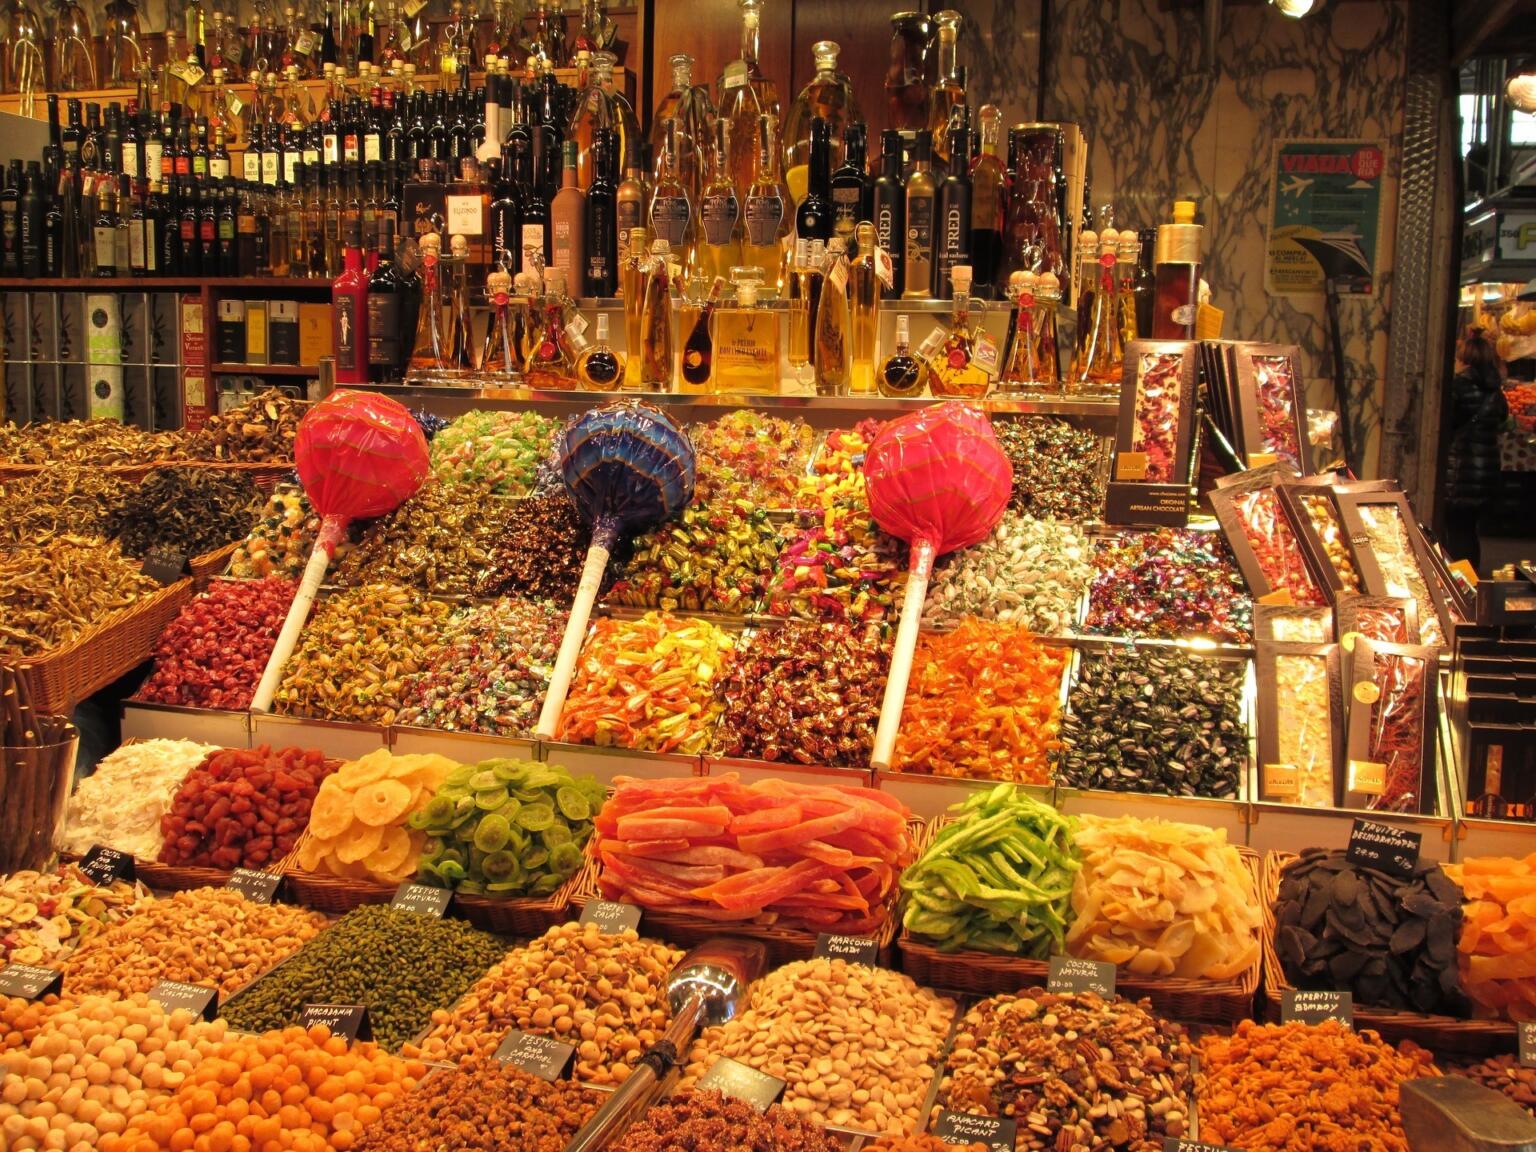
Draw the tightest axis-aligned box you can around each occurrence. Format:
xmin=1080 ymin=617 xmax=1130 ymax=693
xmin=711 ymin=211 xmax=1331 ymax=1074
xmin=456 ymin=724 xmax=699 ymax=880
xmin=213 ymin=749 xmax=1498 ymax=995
xmin=337 ymin=749 xmax=395 ymax=790
xmin=355 ymin=779 xmax=413 ymax=827
xmin=296 ymin=834 xmax=331 ymax=872
xmin=365 ymin=826 xmax=414 ymax=875
xmin=334 ymin=822 xmax=386 ymax=864
xmin=473 ymin=814 xmax=511 ymax=854
xmin=308 ymin=783 xmax=355 ymax=840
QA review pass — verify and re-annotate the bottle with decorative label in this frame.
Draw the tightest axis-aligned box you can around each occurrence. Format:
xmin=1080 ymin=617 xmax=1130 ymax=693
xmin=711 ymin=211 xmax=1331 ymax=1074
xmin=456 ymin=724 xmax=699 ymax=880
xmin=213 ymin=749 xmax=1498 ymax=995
xmin=648 ymin=118 xmax=692 ymax=271
xmin=649 ymin=52 xmax=713 ymax=209
xmin=813 ymin=236 xmax=850 ymax=396
xmin=996 ymin=269 xmax=1036 ymax=393
xmin=741 ymin=113 xmax=789 ymax=296
xmin=716 ymin=0 xmax=781 ymax=199
xmin=638 ymin=237 xmax=674 ymax=388
xmin=926 ymin=264 xmax=996 ymax=398
xmin=1072 ymin=228 xmax=1122 ymax=391
xmin=575 ymin=311 xmax=624 ymax=390
xmin=407 ymin=230 xmax=446 ymax=370
xmin=901 ymin=132 xmax=935 ymax=299
xmin=712 ymin=267 xmax=778 ymax=394
xmin=878 ymin=313 xmax=929 ymax=398
xmin=783 ymin=39 xmax=858 ymax=204
xmin=524 ymin=265 xmax=577 ymax=385
xmin=696 ymin=118 xmax=741 ymax=284
xmin=679 ymin=275 xmax=725 ymax=393
xmin=332 ymin=216 xmax=370 ymax=382
xmin=1151 ymin=199 xmax=1201 ymax=339
xmin=481 ymin=265 xmax=518 ymax=373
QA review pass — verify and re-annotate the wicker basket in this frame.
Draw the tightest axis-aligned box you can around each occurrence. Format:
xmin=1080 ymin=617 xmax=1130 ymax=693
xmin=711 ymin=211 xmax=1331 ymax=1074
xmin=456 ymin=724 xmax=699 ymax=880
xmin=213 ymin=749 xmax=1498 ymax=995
xmin=134 ymin=859 xmax=283 ymax=892
xmin=573 ymin=827 xmax=911 ymax=969
xmin=6 ymin=579 xmax=195 ymax=713
xmin=182 ymin=461 xmax=297 ymax=492
xmin=188 ymin=542 xmax=239 ymax=588
xmin=895 ymin=820 xmax=1263 ymax=1025
xmin=283 ymin=825 xmax=586 ymax=934
xmin=1260 ymin=851 xmax=1517 ymax=1054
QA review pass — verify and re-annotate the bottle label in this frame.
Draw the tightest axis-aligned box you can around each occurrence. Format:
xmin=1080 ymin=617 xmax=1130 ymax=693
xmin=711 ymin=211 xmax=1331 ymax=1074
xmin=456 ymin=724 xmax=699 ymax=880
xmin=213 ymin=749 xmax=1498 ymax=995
xmin=722 ymin=62 xmax=748 ymax=90
xmin=334 ymin=291 xmax=361 ymax=371
xmin=364 ymin=133 xmax=382 ymax=163
xmin=700 ymin=193 xmax=739 ymax=247
xmin=616 ymin=200 xmax=641 ymax=234
xmin=121 ymin=142 xmax=139 ymax=178
xmin=209 ymin=156 xmax=230 ymax=180
xmin=907 ymin=196 xmax=934 ymax=252
xmin=832 ymin=185 xmax=860 ymax=240
xmin=744 ymin=194 xmax=783 ymax=247
xmin=144 ymin=141 xmax=164 ymax=175
xmin=261 ymin=152 xmax=279 ymax=184
xmin=826 ymin=256 xmax=848 ymax=295
xmin=128 ymin=218 xmax=146 ymax=270
xmin=918 ymin=326 xmax=947 ymax=359
xmin=1171 ymin=303 xmax=1197 ymax=326
xmin=283 ymin=152 xmax=299 ymax=186
xmin=973 ymin=330 xmax=1000 ymax=376
xmin=940 ymin=204 xmax=967 ymax=262
xmin=294 ymin=29 xmax=318 ymax=55
xmin=343 ymin=134 xmax=360 ymax=163
xmin=520 ymin=222 xmax=545 ymax=268
xmin=243 ymin=151 xmax=261 ymax=183
xmin=367 ymin=294 xmax=401 ymax=365
xmin=94 ymin=225 xmax=115 ymax=269
xmin=446 ymin=195 xmax=482 ymax=236
xmin=650 ymin=195 xmax=690 ymax=246
xmin=323 ymin=132 xmax=339 ymax=165
xmin=874 ymin=247 xmax=895 ymax=291
xmin=193 ymin=155 xmax=209 ymax=179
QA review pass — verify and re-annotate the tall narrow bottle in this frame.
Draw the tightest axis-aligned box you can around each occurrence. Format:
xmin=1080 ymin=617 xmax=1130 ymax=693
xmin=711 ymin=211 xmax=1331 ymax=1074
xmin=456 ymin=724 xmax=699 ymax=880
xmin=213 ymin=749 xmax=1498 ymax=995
xmin=1073 ymin=229 xmax=1122 ymax=389
xmin=969 ymin=105 xmax=1004 ymax=295
xmin=444 ymin=232 xmax=474 ymax=368
xmin=679 ymin=275 xmax=724 ymax=393
xmin=408 ymin=231 xmax=447 ymax=370
xmin=873 ymin=130 xmax=904 ymax=299
xmin=716 ymin=0 xmax=780 ymax=199
xmin=648 ymin=118 xmax=691 ymax=270
xmin=584 ymin=128 xmax=618 ymax=296
xmin=849 ymin=221 xmax=879 ymax=394
xmin=638 ymin=237 xmax=674 ymax=388
xmin=619 ymin=225 xmax=649 ymax=386
xmin=741 ymin=114 xmax=789 ymax=296
xmin=1134 ymin=227 xmax=1156 ymax=339
xmin=1151 ymin=200 xmax=1201 ymax=339
xmin=813 ymin=237 xmax=850 ymax=396
xmin=794 ymin=116 xmax=832 ymax=244
xmin=829 ymin=122 xmax=868 ymax=256
xmin=696 ymin=118 xmax=741 ymax=284
xmin=332 ymin=217 xmax=369 ymax=383
xmin=615 ymin=143 xmax=646 ymax=270
xmin=1116 ymin=228 xmax=1141 ymax=347
xmin=551 ymin=138 xmax=586 ymax=296
xmin=367 ymin=217 xmax=408 ymax=380
xmin=902 ymin=134 xmax=935 ymax=299
xmin=933 ymin=122 xmax=971 ymax=297
xmin=649 ymin=53 xmax=713 ymax=210
xmin=927 ymin=10 xmax=964 ymax=160
xmin=997 ymin=270 xmax=1037 ymax=392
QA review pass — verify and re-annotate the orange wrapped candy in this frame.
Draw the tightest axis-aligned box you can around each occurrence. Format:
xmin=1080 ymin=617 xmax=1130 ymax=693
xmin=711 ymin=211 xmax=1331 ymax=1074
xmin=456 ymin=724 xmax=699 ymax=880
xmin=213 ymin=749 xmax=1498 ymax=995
xmin=893 ymin=617 xmax=1067 ymax=783
xmin=1445 ymin=853 xmax=1536 ymax=1020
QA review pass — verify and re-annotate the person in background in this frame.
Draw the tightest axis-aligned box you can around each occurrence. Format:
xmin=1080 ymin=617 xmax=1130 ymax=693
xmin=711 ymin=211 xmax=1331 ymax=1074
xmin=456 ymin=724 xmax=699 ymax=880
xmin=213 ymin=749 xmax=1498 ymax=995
xmin=1442 ymin=325 xmax=1510 ymax=570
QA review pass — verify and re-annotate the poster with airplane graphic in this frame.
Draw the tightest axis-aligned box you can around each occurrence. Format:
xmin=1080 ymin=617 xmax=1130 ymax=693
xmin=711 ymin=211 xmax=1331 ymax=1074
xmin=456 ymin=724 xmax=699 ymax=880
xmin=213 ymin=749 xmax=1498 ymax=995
xmin=1265 ymin=139 xmax=1385 ymax=296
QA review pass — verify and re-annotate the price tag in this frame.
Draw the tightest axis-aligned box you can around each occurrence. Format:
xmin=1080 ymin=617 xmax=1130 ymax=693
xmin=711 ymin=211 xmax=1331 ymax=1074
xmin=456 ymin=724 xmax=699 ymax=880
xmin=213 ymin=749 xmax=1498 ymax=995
xmin=932 ymin=1110 xmax=1016 ymax=1152
xmin=1164 ymin=1141 xmax=1242 ymax=1152
xmin=1346 ymin=758 xmax=1386 ymax=796
xmin=141 ymin=546 xmax=189 ymax=585
xmin=972 ymin=331 xmax=1000 ymax=377
xmin=825 ymin=256 xmax=848 ymax=295
xmin=1047 ymin=956 xmax=1116 ymax=997
xmin=149 ymin=980 xmax=218 ymax=1021
xmin=0 ymin=963 xmax=63 ymax=1000
xmin=79 ymin=844 xmax=136 ymax=886
xmin=1281 ymin=990 xmax=1353 ymax=1027
xmin=566 ymin=312 xmax=589 ymax=338
xmin=1263 ymin=763 xmax=1300 ymax=801
xmin=226 ymin=869 xmax=281 ymax=904
xmin=1115 ymin=452 xmax=1150 ymax=481
xmin=493 ymin=1030 xmax=576 ymax=1080
xmin=697 ymin=1057 xmax=785 ymax=1112
xmin=722 ymin=62 xmax=748 ymax=91
xmin=300 ymin=1004 xmax=371 ymax=1042
xmin=1345 ymin=818 xmax=1421 ymax=878
xmin=1520 ymin=1021 xmax=1536 ymax=1067
xmin=579 ymin=900 xmax=642 ymax=933
xmin=391 ymin=882 xmax=451 ymax=918
xmin=813 ymin=934 xmax=879 ymax=966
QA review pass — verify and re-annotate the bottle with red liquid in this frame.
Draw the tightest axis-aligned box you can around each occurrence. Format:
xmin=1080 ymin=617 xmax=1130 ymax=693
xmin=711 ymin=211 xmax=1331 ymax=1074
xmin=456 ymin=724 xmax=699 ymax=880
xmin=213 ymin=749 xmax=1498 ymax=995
xmin=1150 ymin=199 xmax=1201 ymax=339
xmin=332 ymin=216 xmax=369 ymax=383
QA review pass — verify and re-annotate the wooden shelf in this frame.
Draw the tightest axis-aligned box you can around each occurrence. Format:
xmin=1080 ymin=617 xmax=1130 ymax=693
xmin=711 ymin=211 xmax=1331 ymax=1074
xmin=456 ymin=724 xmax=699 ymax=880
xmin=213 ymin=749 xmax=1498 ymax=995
xmin=210 ymin=362 xmax=317 ymax=375
xmin=0 ymin=276 xmax=333 ymax=291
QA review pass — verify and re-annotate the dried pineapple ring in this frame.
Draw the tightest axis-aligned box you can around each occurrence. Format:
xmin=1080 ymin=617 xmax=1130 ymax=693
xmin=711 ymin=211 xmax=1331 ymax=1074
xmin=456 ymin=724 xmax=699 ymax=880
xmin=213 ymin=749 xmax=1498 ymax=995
xmin=334 ymin=823 xmax=386 ymax=864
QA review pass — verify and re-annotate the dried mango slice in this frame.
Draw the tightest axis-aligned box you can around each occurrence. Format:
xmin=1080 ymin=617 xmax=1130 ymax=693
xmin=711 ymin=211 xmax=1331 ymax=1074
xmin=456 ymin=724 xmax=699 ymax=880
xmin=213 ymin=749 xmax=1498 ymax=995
xmin=354 ymin=779 xmax=413 ymax=827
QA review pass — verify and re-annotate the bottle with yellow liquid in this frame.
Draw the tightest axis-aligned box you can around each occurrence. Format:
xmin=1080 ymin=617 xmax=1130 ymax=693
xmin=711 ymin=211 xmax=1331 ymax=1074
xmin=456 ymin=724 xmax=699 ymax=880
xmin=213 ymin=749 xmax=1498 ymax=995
xmin=741 ymin=114 xmax=791 ymax=297
xmin=696 ymin=119 xmax=741 ymax=283
xmin=848 ymin=221 xmax=880 ymax=394
xmin=619 ymin=225 xmax=649 ymax=387
xmin=713 ymin=268 xmax=779 ymax=394
xmin=639 ymin=238 xmax=675 ymax=389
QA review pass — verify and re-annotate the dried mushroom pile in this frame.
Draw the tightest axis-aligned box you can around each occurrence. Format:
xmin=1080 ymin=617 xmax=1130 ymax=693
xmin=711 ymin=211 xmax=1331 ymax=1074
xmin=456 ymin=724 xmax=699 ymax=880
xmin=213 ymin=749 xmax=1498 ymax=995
xmin=0 ymin=536 xmax=161 ymax=657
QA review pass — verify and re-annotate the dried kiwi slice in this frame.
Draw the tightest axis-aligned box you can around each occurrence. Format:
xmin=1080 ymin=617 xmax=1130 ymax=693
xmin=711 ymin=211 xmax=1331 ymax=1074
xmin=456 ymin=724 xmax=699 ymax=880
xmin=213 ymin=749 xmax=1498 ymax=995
xmin=549 ymin=842 xmax=583 ymax=877
xmin=541 ymin=824 xmax=573 ymax=849
xmin=521 ymin=848 xmax=549 ymax=871
xmin=555 ymin=787 xmax=590 ymax=821
xmin=437 ymin=858 xmax=467 ymax=882
xmin=421 ymin=796 xmax=458 ymax=828
xmin=468 ymin=769 xmax=502 ymax=792
xmin=474 ymin=813 xmax=512 ymax=853
xmin=480 ymin=850 xmax=521 ymax=884
xmin=515 ymin=803 xmax=555 ymax=832
xmin=491 ymin=759 xmax=531 ymax=783
xmin=475 ymin=789 xmax=507 ymax=810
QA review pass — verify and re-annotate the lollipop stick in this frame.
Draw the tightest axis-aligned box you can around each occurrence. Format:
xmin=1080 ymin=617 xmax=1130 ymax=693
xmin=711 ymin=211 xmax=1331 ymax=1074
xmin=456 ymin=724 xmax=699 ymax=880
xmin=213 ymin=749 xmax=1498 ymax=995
xmin=535 ymin=524 xmax=616 ymax=742
xmin=251 ymin=515 xmax=349 ymax=713
xmin=870 ymin=538 xmax=936 ymax=771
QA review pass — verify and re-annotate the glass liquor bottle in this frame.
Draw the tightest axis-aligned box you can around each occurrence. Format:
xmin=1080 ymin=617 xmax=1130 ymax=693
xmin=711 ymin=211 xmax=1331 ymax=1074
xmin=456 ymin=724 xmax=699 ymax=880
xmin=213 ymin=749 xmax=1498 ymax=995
xmin=1116 ymin=227 xmax=1142 ymax=347
xmin=649 ymin=54 xmax=714 ymax=210
xmin=524 ymin=266 xmax=576 ymax=384
xmin=996 ymin=270 xmax=1037 ymax=393
xmin=1072 ymin=229 xmax=1122 ymax=392
xmin=813 ymin=237 xmax=850 ymax=396
xmin=332 ymin=217 xmax=370 ymax=383
xmin=443 ymin=232 xmax=474 ymax=368
xmin=927 ymin=264 xmax=996 ymax=398
xmin=885 ymin=11 xmax=934 ymax=134
xmin=584 ymin=127 xmax=618 ymax=296
xmin=648 ymin=118 xmax=692 ymax=272
xmin=969 ymin=105 xmax=1004 ymax=296
xmin=638 ymin=237 xmax=674 ymax=389
xmin=2 ymin=0 xmax=46 ymax=102
xmin=51 ymin=0 xmax=96 ymax=90
xmin=927 ymin=10 xmax=965 ymax=160
xmin=280 ymin=5 xmax=315 ymax=77
xmin=829 ymin=122 xmax=868 ymax=257
xmin=849 ymin=221 xmax=879 ymax=394
xmin=436 ymin=0 xmax=471 ymax=75
xmin=569 ymin=50 xmax=625 ymax=192
xmin=408 ymin=230 xmax=447 ymax=370
xmin=679 ymin=275 xmax=724 ymax=393
xmin=783 ymin=40 xmax=858 ymax=204
xmin=525 ymin=0 xmax=565 ymax=67
xmin=1151 ymin=199 xmax=1201 ymax=340
xmin=576 ymin=312 xmax=624 ymax=390
xmin=104 ymin=0 xmax=145 ymax=87
xmin=481 ymin=266 xmax=518 ymax=374
xmin=574 ymin=0 xmax=614 ymax=54
xmin=785 ymin=239 xmax=812 ymax=380
xmin=1030 ymin=270 xmax=1062 ymax=390
xmin=716 ymin=0 xmax=781 ymax=201
xmin=696 ymin=118 xmax=740 ymax=284
xmin=933 ymin=122 xmax=971 ymax=297
xmin=368 ymin=218 xmax=413 ymax=381
xmin=901 ymin=133 xmax=935 ymax=299
xmin=1069 ymin=227 xmax=1097 ymax=381
xmin=601 ymin=55 xmax=641 ymax=180
xmin=619 ymin=225 xmax=648 ymax=386
xmin=713 ymin=268 xmax=777 ymax=394
xmin=872 ymin=129 xmax=904 ymax=298
xmin=794 ymin=116 xmax=831 ymax=244
xmin=878 ymin=314 xmax=928 ymax=397
xmin=551 ymin=139 xmax=586 ymax=296
xmin=741 ymin=114 xmax=790 ymax=297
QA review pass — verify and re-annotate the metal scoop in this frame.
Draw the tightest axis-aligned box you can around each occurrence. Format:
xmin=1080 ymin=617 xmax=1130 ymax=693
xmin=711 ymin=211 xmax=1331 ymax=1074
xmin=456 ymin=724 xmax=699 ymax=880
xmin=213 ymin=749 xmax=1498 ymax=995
xmin=1401 ymin=1077 xmax=1536 ymax=1152
xmin=562 ymin=937 xmax=768 ymax=1152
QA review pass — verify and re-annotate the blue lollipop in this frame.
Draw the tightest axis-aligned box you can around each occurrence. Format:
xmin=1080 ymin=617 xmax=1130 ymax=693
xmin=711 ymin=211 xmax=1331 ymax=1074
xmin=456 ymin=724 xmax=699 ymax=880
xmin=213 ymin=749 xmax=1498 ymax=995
xmin=535 ymin=401 xmax=696 ymax=740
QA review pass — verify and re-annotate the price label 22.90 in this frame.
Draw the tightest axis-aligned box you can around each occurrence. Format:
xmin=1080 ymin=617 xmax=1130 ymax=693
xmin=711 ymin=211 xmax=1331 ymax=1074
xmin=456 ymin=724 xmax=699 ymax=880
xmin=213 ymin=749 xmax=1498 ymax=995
xmin=1345 ymin=819 xmax=1421 ymax=878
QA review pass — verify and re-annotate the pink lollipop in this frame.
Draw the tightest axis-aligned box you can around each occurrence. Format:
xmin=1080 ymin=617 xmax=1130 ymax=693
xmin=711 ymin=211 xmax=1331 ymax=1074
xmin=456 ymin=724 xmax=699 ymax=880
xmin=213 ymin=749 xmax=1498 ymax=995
xmin=863 ymin=403 xmax=1013 ymax=769
xmin=251 ymin=390 xmax=431 ymax=712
